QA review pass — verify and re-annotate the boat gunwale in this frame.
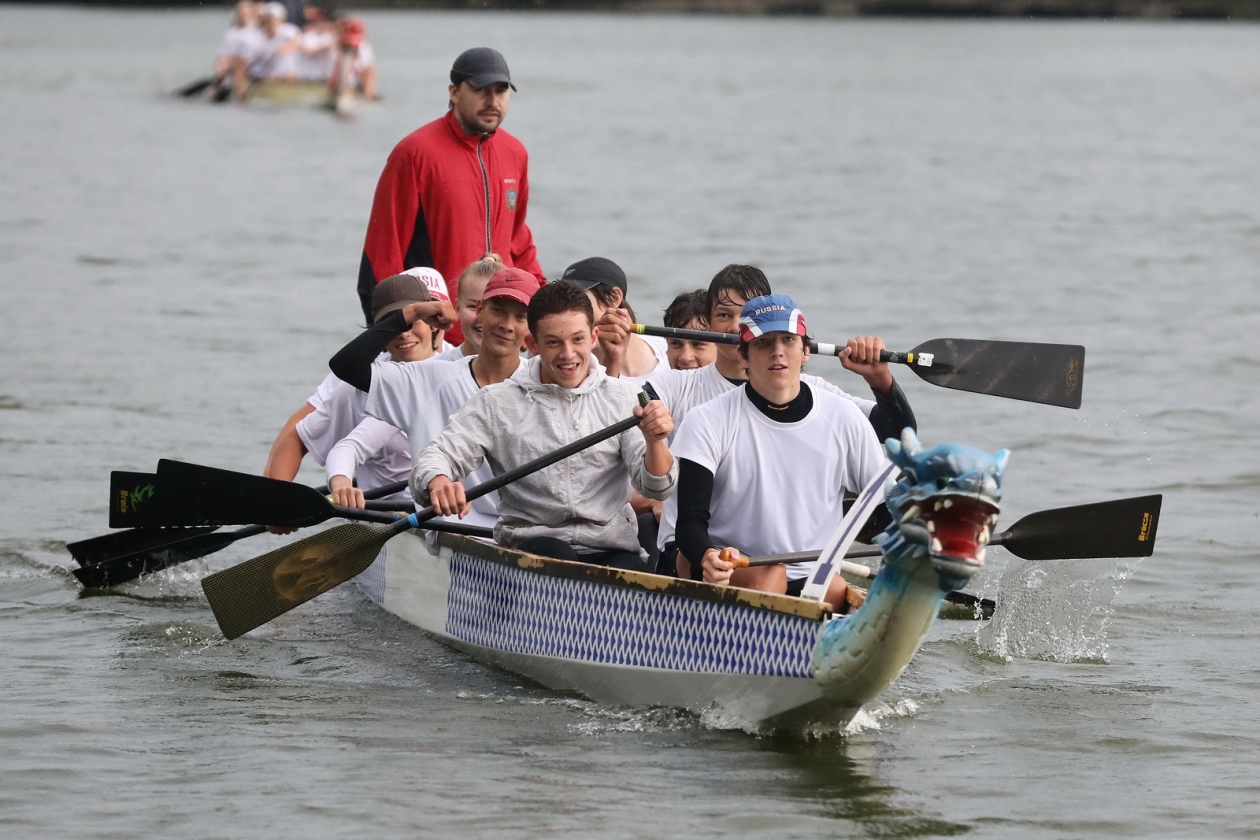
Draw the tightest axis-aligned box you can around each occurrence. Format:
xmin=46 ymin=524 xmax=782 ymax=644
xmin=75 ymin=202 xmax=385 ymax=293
xmin=432 ymin=532 xmax=833 ymax=622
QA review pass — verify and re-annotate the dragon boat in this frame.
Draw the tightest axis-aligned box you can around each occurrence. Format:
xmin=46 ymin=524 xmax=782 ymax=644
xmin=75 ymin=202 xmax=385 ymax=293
xmin=355 ymin=431 xmax=1007 ymax=728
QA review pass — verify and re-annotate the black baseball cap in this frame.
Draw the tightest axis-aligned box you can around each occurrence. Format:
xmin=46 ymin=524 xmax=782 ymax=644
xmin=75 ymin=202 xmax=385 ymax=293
xmin=561 ymin=257 xmax=626 ymax=294
xmin=451 ymin=47 xmax=516 ymax=91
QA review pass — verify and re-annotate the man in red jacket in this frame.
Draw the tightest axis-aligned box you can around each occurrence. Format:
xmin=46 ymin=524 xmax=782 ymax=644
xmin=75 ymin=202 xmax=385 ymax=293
xmin=357 ymin=47 xmax=544 ymax=344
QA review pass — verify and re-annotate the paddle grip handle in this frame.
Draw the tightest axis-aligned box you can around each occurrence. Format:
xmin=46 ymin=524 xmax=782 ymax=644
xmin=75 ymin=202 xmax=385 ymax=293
xmin=807 ymin=347 xmax=932 ymax=367
xmin=879 ymin=350 xmax=934 ymax=367
xmin=403 ymin=393 xmax=652 ymax=533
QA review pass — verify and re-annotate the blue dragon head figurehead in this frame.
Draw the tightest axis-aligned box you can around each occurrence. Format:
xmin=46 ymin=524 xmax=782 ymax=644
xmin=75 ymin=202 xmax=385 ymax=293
xmin=878 ymin=429 xmax=1009 ymax=592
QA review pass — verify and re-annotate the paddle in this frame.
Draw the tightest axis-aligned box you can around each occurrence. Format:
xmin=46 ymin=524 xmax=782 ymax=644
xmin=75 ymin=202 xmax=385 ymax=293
xmin=72 ymin=476 xmax=408 ymax=589
xmin=174 ymin=77 xmax=215 ymax=98
xmin=634 ymin=325 xmax=1085 ymax=410
xmin=135 ymin=460 xmax=414 ymax=529
xmin=82 ymin=473 xmax=348 ymax=564
xmin=201 ymin=393 xmax=653 ymax=640
xmin=735 ymin=494 xmax=1162 ymax=567
xmin=108 ymin=471 xmax=164 ymax=529
xmin=731 ymin=495 xmax=1161 ymax=618
xmin=68 ymin=524 xmax=219 ymax=569
xmin=71 ymin=516 xmax=493 ymax=590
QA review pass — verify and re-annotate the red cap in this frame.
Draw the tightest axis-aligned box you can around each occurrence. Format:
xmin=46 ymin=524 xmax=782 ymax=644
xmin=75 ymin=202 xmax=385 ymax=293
xmin=482 ymin=267 xmax=541 ymax=306
xmin=340 ymin=17 xmax=365 ymax=48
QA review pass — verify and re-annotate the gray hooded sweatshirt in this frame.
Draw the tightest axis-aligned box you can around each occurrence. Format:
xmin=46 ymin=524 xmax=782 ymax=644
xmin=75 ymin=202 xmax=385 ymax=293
xmin=412 ymin=355 xmax=677 ymax=558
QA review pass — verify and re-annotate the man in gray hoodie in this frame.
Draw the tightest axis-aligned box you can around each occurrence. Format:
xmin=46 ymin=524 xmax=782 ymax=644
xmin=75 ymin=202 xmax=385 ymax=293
xmin=415 ymin=280 xmax=677 ymax=572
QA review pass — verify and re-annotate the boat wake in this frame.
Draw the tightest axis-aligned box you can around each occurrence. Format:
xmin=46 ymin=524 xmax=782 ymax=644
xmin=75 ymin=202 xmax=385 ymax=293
xmin=975 ymin=556 xmax=1142 ymax=663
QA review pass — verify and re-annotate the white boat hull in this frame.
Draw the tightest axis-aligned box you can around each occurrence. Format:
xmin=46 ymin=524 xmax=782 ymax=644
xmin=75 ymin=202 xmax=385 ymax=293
xmin=360 ymin=532 xmax=851 ymax=727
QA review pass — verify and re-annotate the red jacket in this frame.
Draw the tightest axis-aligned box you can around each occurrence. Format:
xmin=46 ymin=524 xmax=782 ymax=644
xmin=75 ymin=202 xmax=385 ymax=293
xmin=357 ymin=111 xmax=544 ymax=343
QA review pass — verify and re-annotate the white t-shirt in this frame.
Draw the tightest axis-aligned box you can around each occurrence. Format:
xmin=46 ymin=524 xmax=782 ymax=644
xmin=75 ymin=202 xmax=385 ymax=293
xmin=416 ymin=358 xmax=504 ymax=531
xmin=246 ymin=23 xmax=300 ymax=79
xmin=435 ymin=342 xmax=467 ymax=361
xmin=645 ymin=363 xmax=878 ymax=550
xmin=365 ymin=357 xmax=469 ymax=461
xmin=295 ymin=29 xmax=336 ymax=81
xmin=329 ymin=42 xmax=376 ymax=92
xmin=324 ymin=416 xmax=411 ymax=501
xmin=295 ymin=372 xmax=368 ymax=465
xmin=217 ymin=25 xmax=263 ymax=59
xmin=619 ymin=334 xmax=671 ymax=389
xmin=351 ymin=42 xmax=375 ymax=75
xmin=671 ymin=384 xmax=886 ymax=580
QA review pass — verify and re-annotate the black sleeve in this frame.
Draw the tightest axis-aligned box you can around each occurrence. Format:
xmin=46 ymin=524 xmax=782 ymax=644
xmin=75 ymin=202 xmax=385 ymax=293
xmin=867 ymin=381 xmax=916 ymax=443
xmin=675 ymin=458 xmax=718 ymax=574
xmin=329 ymin=309 xmax=409 ymax=393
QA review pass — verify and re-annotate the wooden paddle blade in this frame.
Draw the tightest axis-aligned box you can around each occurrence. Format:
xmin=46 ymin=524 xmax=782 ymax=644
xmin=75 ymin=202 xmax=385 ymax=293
xmin=68 ymin=526 xmax=219 ymax=567
xmin=201 ymin=522 xmax=391 ymax=639
xmin=1000 ymin=494 xmax=1161 ymax=561
xmin=907 ymin=338 xmax=1085 ymax=409
xmin=155 ymin=460 xmax=333 ymax=528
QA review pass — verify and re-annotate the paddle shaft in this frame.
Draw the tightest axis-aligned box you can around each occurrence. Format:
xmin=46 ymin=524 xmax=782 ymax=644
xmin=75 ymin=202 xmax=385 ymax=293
xmin=73 ymin=512 xmax=492 ymax=589
xmin=737 ymin=532 xmax=1013 ymax=568
xmin=634 ymin=324 xmax=1086 ymax=409
xmin=728 ymin=554 xmax=993 ymax=614
xmin=71 ymin=479 xmax=413 ymax=590
xmin=736 ymin=494 xmax=1161 ymax=567
xmin=634 ymin=324 xmax=926 ymax=366
xmin=400 ymin=407 xmax=648 ymax=535
xmin=201 ymin=397 xmax=651 ymax=639
xmin=79 ymin=478 xmax=409 ymax=567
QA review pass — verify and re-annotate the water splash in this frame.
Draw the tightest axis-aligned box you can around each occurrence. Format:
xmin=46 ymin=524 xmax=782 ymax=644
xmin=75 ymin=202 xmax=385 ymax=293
xmin=976 ymin=557 xmax=1140 ymax=663
xmin=842 ymin=698 xmax=920 ymax=735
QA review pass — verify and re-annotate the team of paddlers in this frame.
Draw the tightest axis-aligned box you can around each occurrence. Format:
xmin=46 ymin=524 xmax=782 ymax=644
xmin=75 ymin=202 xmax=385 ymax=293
xmin=258 ymin=45 xmax=916 ymax=611
xmin=209 ymin=1 xmax=377 ymax=102
xmin=263 ymin=258 xmax=915 ymax=611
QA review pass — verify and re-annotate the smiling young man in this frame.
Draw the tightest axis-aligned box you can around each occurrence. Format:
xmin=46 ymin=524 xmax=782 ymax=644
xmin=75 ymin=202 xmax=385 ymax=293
xmin=414 ymin=281 xmax=677 ymax=572
xmin=671 ymin=295 xmax=887 ymax=609
xmin=434 ymin=254 xmax=507 ymax=360
xmin=356 ymin=47 xmax=543 ymax=340
xmin=329 ymin=268 xmax=539 ymax=531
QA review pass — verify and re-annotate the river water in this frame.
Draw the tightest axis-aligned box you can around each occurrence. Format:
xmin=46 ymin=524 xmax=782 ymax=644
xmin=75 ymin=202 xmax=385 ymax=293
xmin=2 ymin=7 xmax=1258 ymax=837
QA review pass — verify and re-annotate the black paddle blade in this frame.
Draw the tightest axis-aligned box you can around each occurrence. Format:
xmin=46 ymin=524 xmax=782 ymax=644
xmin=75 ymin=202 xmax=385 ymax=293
xmin=73 ymin=527 xmax=258 ymax=589
xmin=907 ymin=338 xmax=1085 ymax=409
xmin=109 ymin=472 xmax=169 ymax=529
xmin=68 ymin=526 xmax=218 ymax=567
xmin=201 ymin=522 xmax=391 ymax=639
xmin=174 ymin=77 xmax=214 ymax=97
xmin=944 ymin=590 xmax=996 ymax=618
xmin=154 ymin=460 xmax=333 ymax=528
xmin=1001 ymin=494 xmax=1161 ymax=561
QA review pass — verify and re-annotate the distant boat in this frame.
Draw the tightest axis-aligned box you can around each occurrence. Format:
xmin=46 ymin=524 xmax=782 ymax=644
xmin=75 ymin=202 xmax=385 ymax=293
xmin=172 ymin=68 xmax=363 ymax=118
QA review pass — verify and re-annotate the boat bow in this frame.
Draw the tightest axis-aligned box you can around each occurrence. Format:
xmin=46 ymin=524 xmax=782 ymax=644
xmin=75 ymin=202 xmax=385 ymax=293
xmin=811 ymin=429 xmax=1008 ymax=713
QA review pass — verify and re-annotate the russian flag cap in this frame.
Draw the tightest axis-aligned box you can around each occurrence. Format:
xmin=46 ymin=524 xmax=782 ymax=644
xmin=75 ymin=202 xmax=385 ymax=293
xmin=738 ymin=294 xmax=807 ymax=343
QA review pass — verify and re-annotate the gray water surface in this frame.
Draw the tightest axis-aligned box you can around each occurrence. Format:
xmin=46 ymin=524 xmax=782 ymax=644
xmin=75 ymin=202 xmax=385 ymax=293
xmin=2 ymin=8 xmax=1259 ymax=837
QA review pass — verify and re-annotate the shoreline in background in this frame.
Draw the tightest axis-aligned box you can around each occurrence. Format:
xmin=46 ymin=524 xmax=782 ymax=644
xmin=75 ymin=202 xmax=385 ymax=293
xmin=31 ymin=0 xmax=1260 ymax=20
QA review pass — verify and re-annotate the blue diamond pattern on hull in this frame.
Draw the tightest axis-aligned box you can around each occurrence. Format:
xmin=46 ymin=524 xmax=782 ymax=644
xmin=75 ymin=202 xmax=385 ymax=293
xmin=445 ymin=551 xmax=820 ymax=677
xmin=360 ymin=549 xmax=387 ymax=605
